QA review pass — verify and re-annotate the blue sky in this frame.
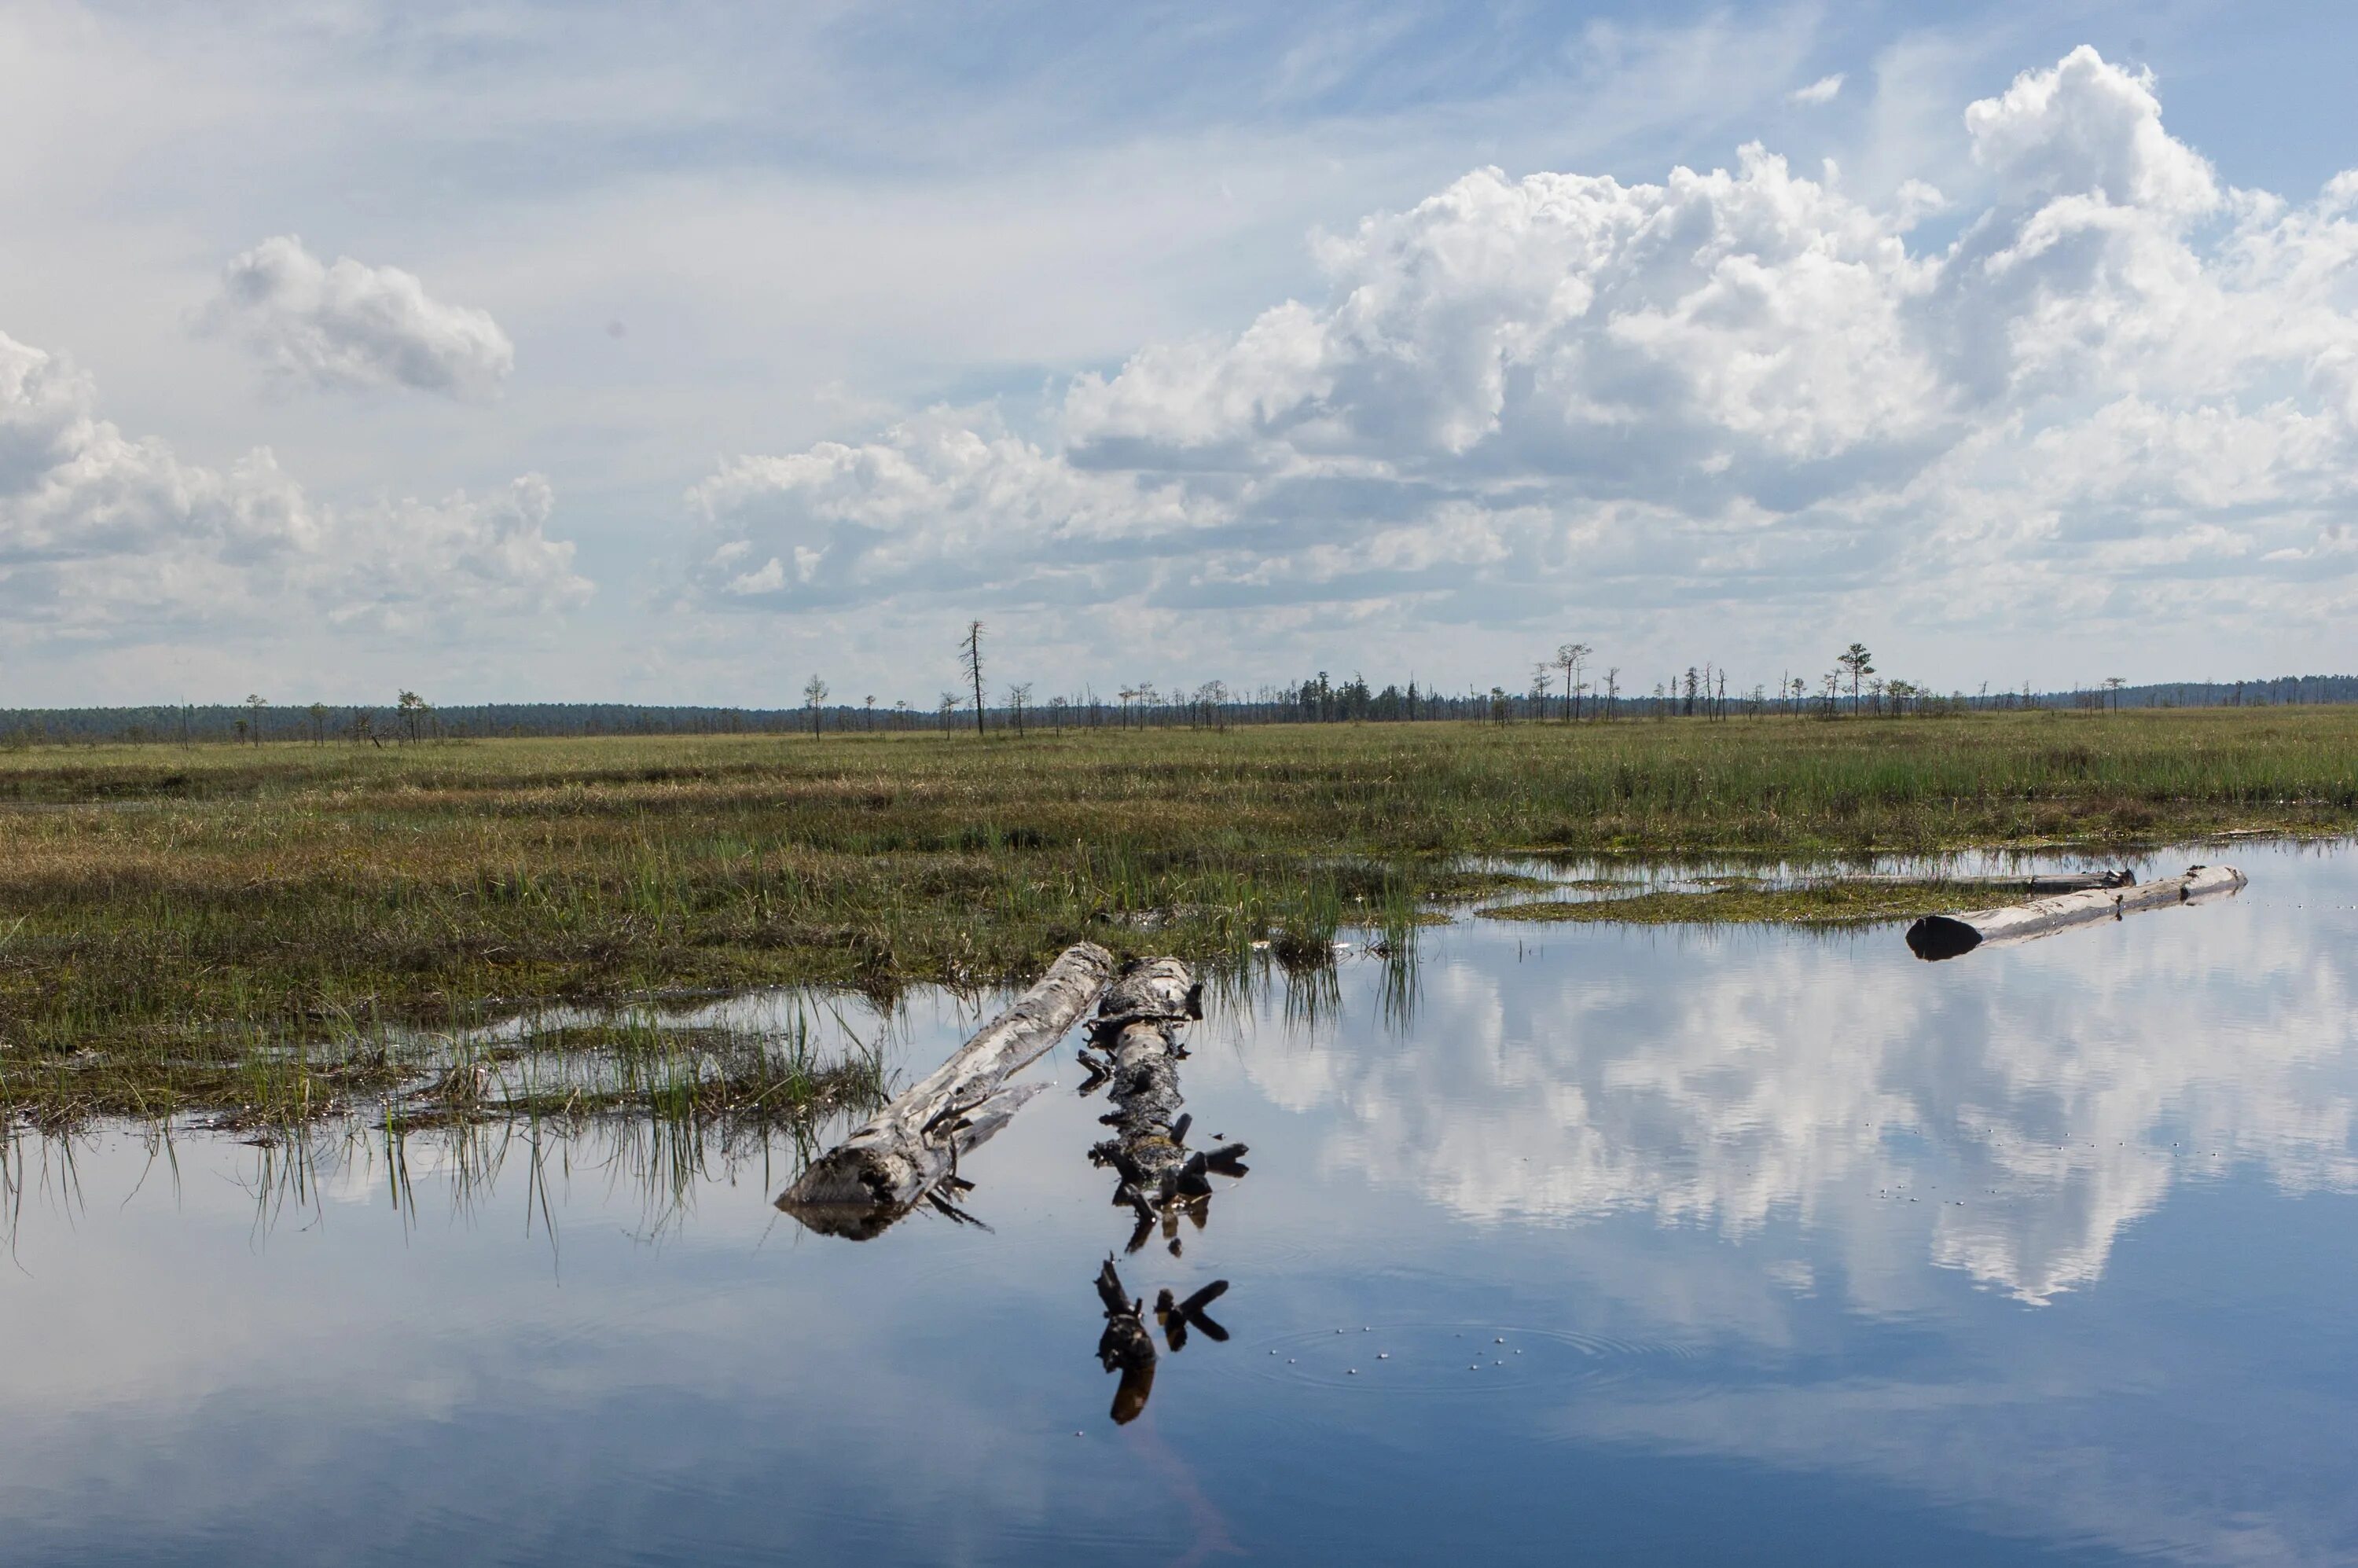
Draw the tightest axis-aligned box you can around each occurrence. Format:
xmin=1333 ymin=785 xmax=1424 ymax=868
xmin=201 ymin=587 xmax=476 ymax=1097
xmin=6 ymin=0 xmax=2357 ymax=706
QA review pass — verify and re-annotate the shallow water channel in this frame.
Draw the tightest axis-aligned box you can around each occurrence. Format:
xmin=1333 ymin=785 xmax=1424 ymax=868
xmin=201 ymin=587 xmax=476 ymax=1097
xmin=5 ymin=839 xmax=2356 ymax=1566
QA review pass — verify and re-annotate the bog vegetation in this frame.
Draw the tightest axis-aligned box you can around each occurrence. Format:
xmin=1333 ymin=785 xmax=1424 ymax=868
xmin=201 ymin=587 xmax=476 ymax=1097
xmin=2 ymin=707 xmax=2353 ymax=1129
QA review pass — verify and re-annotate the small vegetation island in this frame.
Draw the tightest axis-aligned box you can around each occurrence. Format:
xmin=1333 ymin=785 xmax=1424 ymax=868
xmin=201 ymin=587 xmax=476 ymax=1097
xmin=2 ymin=647 xmax=2355 ymax=1133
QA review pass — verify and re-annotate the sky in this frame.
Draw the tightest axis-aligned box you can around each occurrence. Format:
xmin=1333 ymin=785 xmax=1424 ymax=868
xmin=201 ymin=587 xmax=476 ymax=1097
xmin=6 ymin=0 xmax=2358 ymax=708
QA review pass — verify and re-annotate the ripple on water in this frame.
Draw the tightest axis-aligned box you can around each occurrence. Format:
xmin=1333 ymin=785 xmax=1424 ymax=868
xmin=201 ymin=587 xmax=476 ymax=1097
xmin=1230 ymin=1321 xmax=1700 ymax=1398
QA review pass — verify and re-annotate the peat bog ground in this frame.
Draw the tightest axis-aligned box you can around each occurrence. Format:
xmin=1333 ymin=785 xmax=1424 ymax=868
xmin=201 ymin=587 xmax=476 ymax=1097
xmin=2 ymin=707 xmax=2352 ymax=1132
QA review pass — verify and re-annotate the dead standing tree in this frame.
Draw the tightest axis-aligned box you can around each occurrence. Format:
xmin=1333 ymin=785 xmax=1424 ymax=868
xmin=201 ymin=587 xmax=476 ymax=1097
xmin=960 ymin=620 xmax=986 ymax=737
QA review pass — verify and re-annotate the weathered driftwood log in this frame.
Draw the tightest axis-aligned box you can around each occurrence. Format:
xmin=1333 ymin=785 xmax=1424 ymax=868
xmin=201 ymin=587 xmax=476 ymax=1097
xmin=1906 ymin=865 xmax=2246 ymax=961
xmin=776 ymin=942 xmax=1115 ymax=1237
xmin=1080 ymin=958 xmax=1248 ymax=1252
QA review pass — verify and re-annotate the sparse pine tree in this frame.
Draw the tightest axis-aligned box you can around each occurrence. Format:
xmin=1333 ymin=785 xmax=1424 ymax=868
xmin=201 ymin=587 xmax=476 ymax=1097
xmin=1555 ymin=643 xmax=1591 ymax=721
xmin=395 ymin=690 xmax=429 ymax=744
xmin=1837 ymin=643 xmax=1875 ymax=711
xmin=803 ymin=675 xmax=828 ymax=737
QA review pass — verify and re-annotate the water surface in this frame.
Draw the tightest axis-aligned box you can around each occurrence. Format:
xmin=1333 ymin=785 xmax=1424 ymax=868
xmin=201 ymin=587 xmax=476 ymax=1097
xmin=4 ymin=840 xmax=2354 ymax=1566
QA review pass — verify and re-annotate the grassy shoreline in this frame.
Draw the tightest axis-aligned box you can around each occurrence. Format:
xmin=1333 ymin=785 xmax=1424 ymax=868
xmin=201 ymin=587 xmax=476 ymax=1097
xmin=1479 ymin=877 xmax=2008 ymax=927
xmin=2 ymin=709 xmax=2352 ymax=1126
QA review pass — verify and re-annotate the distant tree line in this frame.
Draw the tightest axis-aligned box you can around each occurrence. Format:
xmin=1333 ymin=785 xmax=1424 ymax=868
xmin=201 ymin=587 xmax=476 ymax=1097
xmin=0 ymin=700 xmax=817 ymax=747
xmin=5 ymin=670 xmax=2354 ymax=748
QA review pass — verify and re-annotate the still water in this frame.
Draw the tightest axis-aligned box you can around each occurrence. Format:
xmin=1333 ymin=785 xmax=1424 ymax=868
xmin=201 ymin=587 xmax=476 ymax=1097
xmin=4 ymin=840 xmax=2355 ymax=1566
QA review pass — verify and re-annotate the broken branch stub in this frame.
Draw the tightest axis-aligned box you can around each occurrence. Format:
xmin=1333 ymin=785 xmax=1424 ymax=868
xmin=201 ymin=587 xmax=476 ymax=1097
xmin=777 ymin=941 xmax=1115 ymax=1238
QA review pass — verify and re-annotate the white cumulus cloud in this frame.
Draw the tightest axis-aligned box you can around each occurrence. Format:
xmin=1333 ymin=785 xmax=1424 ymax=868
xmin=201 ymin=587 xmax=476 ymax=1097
xmin=685 ymin=46 xmax=2358 ymax=670
xmin=203 ymin=236 xmax=515 ymax=398
xmin=0 ymin=328 xmax=586 ymax=637
xmin=1790 ymin=72 xmax=1844 ymax=105
xmin=687 ymin=406 xmax=1221 ymax=609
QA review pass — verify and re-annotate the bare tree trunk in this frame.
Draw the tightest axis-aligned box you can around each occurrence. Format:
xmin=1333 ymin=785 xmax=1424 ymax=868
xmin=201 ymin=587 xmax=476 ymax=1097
xmin=776 ymin=942 xmax=1114 ymax=1236
xmin=964 ymin=620 xmax=986 ymax=737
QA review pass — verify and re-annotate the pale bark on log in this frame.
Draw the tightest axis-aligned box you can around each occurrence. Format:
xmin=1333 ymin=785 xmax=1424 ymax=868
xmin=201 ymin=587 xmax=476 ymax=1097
xmin=777 ymin=942 xmax=1114 ymax=1237
xmin=1906 ymin=865 xmax=2245 ymax=961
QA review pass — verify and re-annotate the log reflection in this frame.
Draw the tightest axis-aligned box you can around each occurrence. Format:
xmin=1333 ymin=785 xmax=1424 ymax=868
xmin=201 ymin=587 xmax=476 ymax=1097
xmin=1093 ymin=1257 xmax=1232 ymax=1425
xmin=1081 ymin=957 xmax=1246 ymax=1424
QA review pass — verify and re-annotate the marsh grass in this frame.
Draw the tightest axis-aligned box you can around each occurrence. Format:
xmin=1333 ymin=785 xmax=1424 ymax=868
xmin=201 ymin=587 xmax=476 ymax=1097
xmin=1 ymin=985 xmax=886 ymax=1144
xmin=1481 ymin=877 xmax=2001 ymax=927
xmin=1 ymin=707 xmax=2352 ymax=1126
xmin=398 ymin=1007 xmax=888 ymax=1133
xmin=1 ymin=1102 xmax=854 ymax=1258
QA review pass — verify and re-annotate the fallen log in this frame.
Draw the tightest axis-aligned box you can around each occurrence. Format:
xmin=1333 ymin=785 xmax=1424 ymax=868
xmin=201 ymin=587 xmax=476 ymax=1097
xmin=776 ymin=942 xmax=1114 ymax=1238
xmin=1905 ymin=865 xmax=2246 ymax=961
xmin=1080 ymin=957 xmax=1248 ymax=1254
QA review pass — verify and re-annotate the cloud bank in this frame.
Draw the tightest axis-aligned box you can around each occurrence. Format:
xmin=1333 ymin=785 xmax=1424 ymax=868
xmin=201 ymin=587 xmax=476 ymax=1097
xmin=689 ymin=47 xmax=2358 ymax=673
xmin=0 ymin=328 xmax=585 ymax=637
xmin=204 ymin=236 xmax=515 ymax=398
